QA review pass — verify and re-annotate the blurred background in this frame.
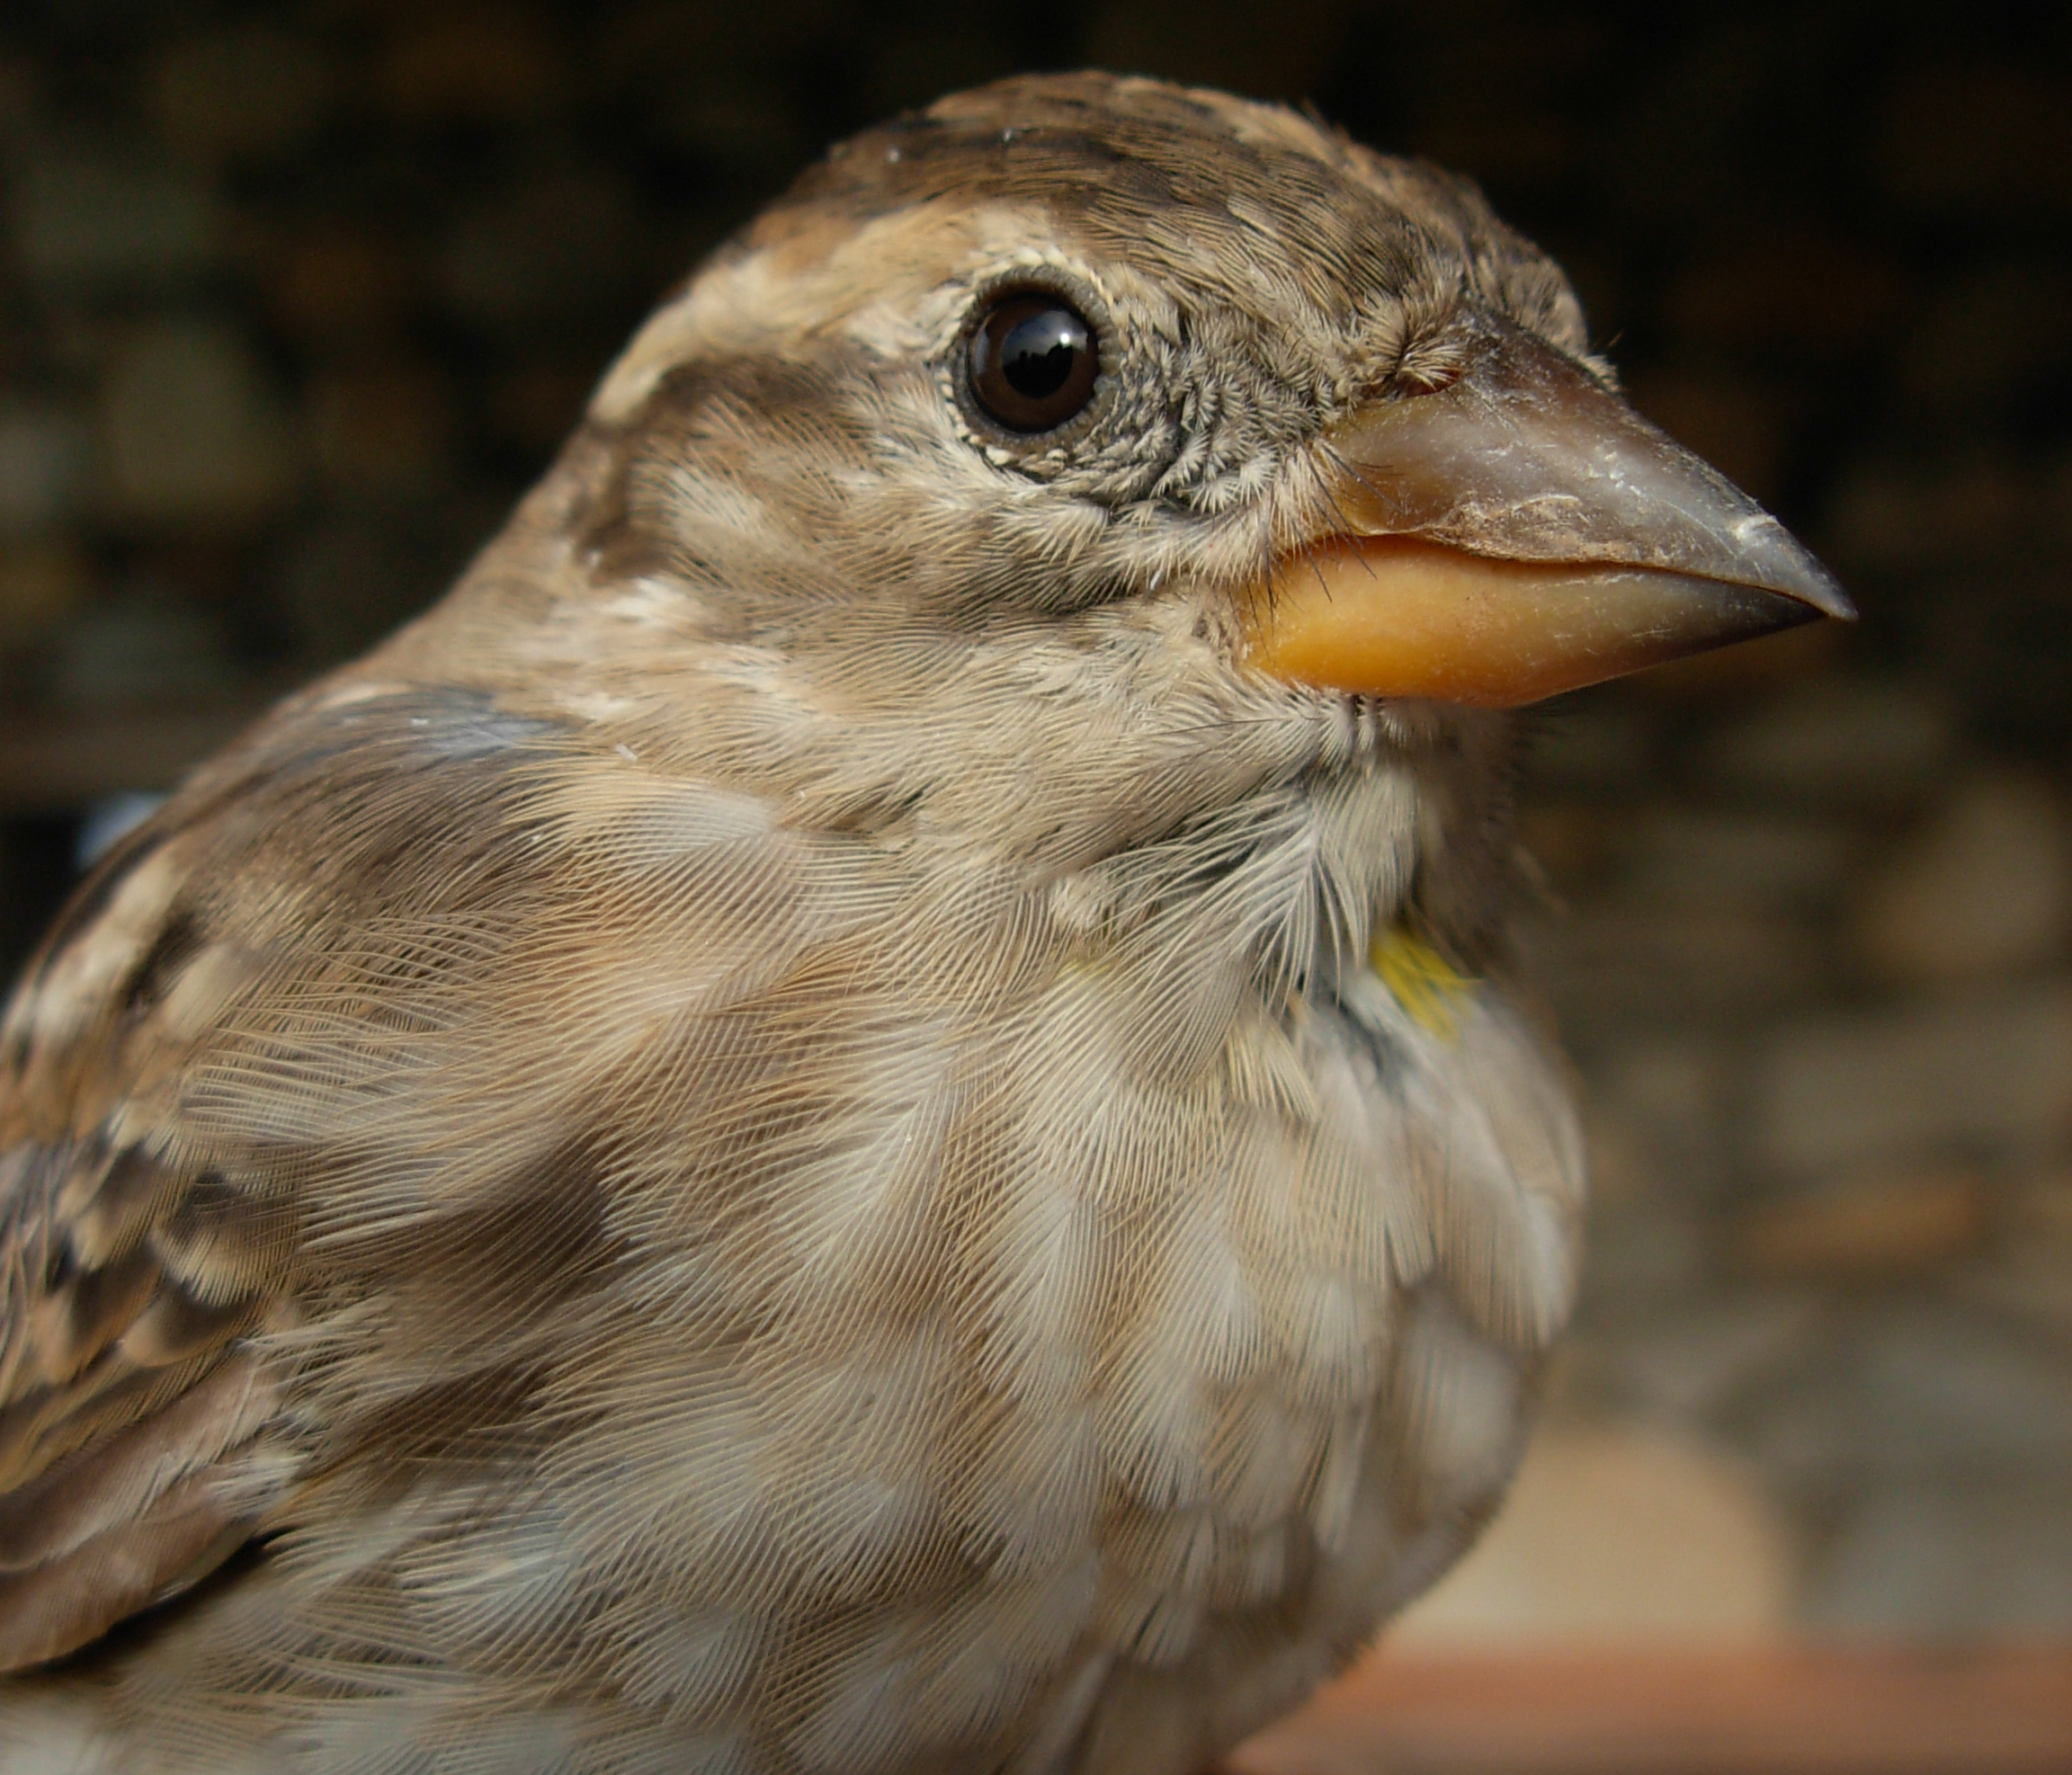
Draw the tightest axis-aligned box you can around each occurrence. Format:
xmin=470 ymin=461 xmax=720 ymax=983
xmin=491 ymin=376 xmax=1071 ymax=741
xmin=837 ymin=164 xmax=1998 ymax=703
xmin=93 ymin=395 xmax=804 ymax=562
xmin=0 ymin=0 xmax=2068 ymax=1764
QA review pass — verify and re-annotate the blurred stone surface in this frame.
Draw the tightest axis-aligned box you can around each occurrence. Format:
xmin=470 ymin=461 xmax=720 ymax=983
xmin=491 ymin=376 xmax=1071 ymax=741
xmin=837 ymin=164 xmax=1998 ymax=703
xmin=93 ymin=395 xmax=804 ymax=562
xmin=1616 ymin=807 xmax=1854 ymax=912
xmin=1753 ymin=985 xmax=2072 ymax=1177
xmin=1524 ymin=905 xmax=1825 ymax=1030
xmin=377 ymin=11 xmax=565 ymax=124
xmin=486 ymin=358 xmax=599 ymax=456
xmin=150 ymin=24 xmax=338 ymax=164
xmin=1952 ymin=1173 xmax=2072 ymax=1344
xmin=0 ymin=397 xmax=93 ymax=531
xmin=265 ymin=226 xmax=421 ymax=347
xmin=9 ymin=145 xmax=222 ymax=291
xmin=1583 ymin=1038 xmax=1733 ymax=1213
xmin=1956 ymin=1249 xmax=2072 ymax=1342
xmin=50 ymin=585 xmax=232 ymax=700
xmin=1081 ymin=0 xmax=1353 ymax=100
xmin=1820 ymin=453 xmax=2031 ymax=577
xmin=1595 ymin=1293 xmax=1823 ymax=1421
xmin=440 ymin=165 xmax=647 ymax=334
xmin=1748 ymin=1302 xmax=2072 ymax=1483
xmin=1704 ymin=679 xmax=1958 ymax=807
xmin=1664 ymin=227 xmax=1906 ymax=361
xmin=279 ymin=499 xmax=493 ymax=660
xmin=0 ymin=539 xmax=89 ymax=645
xmin=1596 ymin=1036 xmax=1728 ymax=1153
xmin=1807 ymin=1480 xmax=2072 ymax=1635
xmin=1734 ymin=1169 xmax=1989 ymax=1283
xmin=648 ymin=81 xmax=814 ymax=181
xmin=1879 ymin=61 xmax=2072 ymax=215
xmin=1916 ymin=552 xmax=2072 ymax=755
xmin=1895 ymin=265 xmax=2072 ymax=421
xmin=100 ymin=317 xmax=299 ymax=523
xmin=1514 ymin=800 xmax=1611 ymax=888
xmin=1581 ymin=1197 xmax=1709 ymax=1305
xmin=1854 ymin=772 xmax=2072 ymax=986
xmin=307 ymin=359 xmax=459 ymax=495
xmin=2016 ymin=1169 xmax=2072 ymax=1248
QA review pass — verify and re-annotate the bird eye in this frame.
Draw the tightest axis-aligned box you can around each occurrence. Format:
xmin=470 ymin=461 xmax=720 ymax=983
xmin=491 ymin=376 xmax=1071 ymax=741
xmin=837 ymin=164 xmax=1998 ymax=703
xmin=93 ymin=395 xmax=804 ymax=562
xmin=967 ymin=291 xmax=1099 ymax=433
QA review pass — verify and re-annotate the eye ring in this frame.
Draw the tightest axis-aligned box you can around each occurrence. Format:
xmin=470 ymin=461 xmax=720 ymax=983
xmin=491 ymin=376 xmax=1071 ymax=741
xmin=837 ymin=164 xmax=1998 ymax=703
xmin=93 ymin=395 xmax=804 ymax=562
xmin=966 ymin=289 xmax=1100 ymax=433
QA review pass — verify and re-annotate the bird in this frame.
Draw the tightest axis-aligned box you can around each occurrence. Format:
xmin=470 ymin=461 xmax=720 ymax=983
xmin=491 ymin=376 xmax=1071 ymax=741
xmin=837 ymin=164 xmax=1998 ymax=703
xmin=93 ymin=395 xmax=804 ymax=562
xmin=0 ymin=72 xmax=1849 ymax=1775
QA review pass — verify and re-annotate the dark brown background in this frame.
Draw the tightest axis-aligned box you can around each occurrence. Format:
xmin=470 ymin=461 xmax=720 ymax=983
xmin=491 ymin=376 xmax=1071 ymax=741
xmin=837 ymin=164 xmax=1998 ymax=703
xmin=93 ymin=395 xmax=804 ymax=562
xmin=2 ymin=0 xmax=2068 ymax=1653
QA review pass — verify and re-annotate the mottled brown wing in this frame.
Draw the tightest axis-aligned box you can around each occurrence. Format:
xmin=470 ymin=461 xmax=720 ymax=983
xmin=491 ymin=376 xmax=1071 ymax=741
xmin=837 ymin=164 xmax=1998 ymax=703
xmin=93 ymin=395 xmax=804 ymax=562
xmin=0 ymin=681 xmax=566 ymax=1672
xmin=0 ymin=897 xmax=295 ymax=1669
xmin=0 ymin=1182 xmax=285 ymax=1669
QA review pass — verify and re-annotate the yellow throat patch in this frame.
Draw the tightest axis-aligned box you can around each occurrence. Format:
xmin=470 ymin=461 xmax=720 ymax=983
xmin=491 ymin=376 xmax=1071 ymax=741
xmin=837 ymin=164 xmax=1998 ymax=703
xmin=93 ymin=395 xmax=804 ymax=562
xmin=1370 ymin=924 xmax=1475 ymax=1041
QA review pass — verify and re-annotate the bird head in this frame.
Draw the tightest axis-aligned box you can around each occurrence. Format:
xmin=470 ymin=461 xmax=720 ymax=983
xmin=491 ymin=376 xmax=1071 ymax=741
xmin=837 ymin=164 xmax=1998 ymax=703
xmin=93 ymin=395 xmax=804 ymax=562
xmin=411 ymin=72 xmax=1847 ymax=948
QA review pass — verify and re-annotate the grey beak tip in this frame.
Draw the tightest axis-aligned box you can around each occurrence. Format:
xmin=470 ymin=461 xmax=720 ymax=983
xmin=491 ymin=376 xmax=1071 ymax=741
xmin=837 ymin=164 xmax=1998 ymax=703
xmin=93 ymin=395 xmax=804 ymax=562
xmin=1737 ymin=512 xmax=1855 ymax=623
xmin=1781 ymin=549 xmax=1857 ymax=624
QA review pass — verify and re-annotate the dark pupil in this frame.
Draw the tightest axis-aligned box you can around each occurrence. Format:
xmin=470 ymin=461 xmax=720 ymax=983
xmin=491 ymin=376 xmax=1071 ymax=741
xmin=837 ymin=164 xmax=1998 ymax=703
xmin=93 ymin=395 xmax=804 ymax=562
xmin=970 ymin=292 xmax=1097 ymax=432
xmin=999 ymin=308 xmax=1082 ymax=399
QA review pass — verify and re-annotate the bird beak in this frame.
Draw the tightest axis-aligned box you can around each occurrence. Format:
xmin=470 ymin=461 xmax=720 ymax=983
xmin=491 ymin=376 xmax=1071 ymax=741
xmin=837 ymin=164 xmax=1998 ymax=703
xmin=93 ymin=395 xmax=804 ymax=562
xmin=1237 ymin=313 xmax=1854 ymax=706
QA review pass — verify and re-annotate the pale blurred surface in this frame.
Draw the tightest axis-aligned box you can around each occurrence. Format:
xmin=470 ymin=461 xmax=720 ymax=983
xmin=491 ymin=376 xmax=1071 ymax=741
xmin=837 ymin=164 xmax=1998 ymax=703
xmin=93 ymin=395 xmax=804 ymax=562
xmin=1227 ymin=1645 xmax=2072 ymax=1774
xmin=1391 ymin=1425 xmax=1795 ymax=1646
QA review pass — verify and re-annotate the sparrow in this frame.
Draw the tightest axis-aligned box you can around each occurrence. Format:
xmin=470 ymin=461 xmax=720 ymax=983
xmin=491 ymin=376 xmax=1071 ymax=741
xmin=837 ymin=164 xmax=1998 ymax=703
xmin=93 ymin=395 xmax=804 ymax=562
xmin=0 ymin=73 xmax=1849 ymax=1775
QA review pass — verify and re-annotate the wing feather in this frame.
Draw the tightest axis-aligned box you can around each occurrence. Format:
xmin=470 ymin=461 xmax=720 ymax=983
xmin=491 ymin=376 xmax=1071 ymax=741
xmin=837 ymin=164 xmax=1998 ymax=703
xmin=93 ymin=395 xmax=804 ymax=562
xmin=0 ymin=682 xmax=572 ymax=1672
xmin=0 ymin=1130 xmax=281 ymax=1669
